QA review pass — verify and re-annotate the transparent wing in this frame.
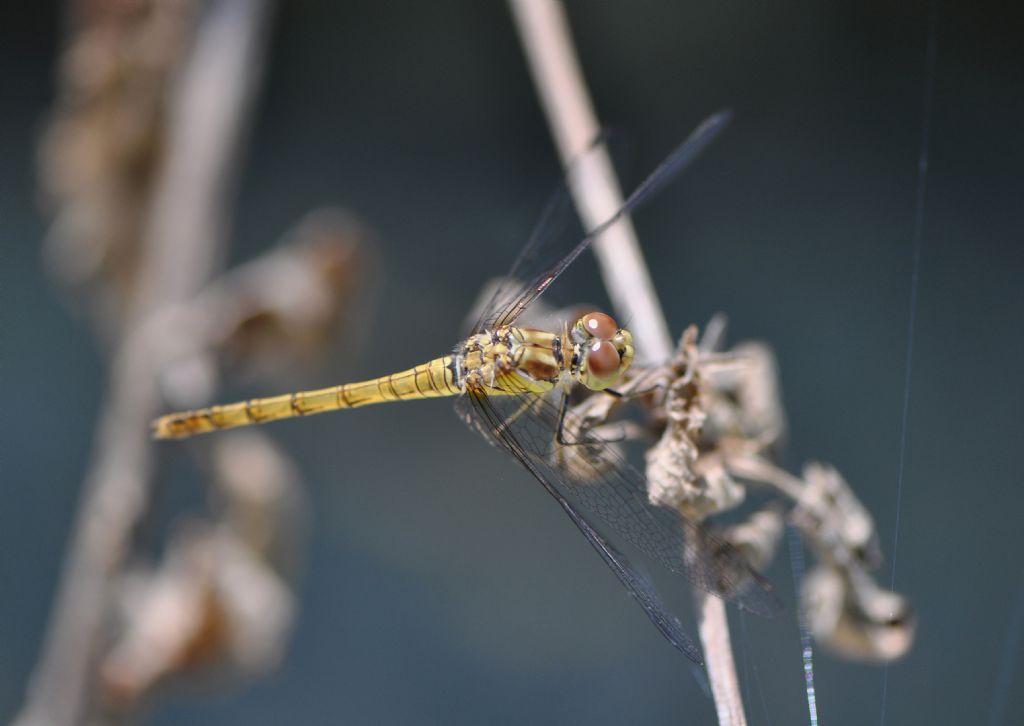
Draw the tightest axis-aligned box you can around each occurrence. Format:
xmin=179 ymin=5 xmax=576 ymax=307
xmin=455 ymin=385 xmax=780 ymax=658
xmin=456 ymin=388 xmax=703 ymax=663
xmin=469 ymin=111 xmax=733 ymax=335
xmin=466 ymin=173 xmax=578 ymax=336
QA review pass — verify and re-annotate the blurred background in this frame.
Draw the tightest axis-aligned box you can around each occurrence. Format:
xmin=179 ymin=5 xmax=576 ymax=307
xmin=2 ymin=1 xmax=1023 ymax=724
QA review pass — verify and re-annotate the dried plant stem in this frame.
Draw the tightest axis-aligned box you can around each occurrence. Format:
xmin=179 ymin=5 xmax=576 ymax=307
xmin=15 ymin=3 xmax=272 ymax=724
xmin=699 ymin=595 xmax=748 ymax=726
xmin=507 ymin=0 xmax=673 ymax=366
xmin=507 ymin=0 xmax=745 ymax=721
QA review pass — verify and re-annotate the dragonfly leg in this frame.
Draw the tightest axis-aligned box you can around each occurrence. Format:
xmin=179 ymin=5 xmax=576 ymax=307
xmin=555 ymin=392 xmax=574 ymax=446
xmin=623 ymin=383 xmax=664 ymax=398
xmin=555 ymin=391 xmax=632 ymax=447
xmin=554 ymin=393 xmax=611 ymax=446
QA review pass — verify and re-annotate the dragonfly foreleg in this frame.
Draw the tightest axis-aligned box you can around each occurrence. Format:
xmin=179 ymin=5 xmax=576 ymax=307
xmin=555 ymin=392 xmax=630 ymax=447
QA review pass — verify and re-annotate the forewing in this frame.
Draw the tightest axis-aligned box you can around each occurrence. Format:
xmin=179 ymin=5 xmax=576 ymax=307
xmin=467 ymin=171 xmax=581 ymax=336
xmin=470 ymin=111 xmax=733 ymax=335
xmin=456 ymin=387 xmax=780 ymax=619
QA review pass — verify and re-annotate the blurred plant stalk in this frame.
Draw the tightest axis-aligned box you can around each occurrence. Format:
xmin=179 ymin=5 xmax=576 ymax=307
xmin=18 ymin=2 xmax=274 ymax=724
xmin=18 ymin=1 xmax=376 ymax=724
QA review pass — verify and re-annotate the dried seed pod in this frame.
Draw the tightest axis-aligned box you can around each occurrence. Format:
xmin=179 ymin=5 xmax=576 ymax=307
xmin=792 ymin=462 xmax=882 ymax=571
xmin=211 ymin=431 xmax=308 ymax=572
xmin=724 ymin=505 xmax=785 ymax=573
xmin=101 ymin=523 xmax=295 ymax=707
xmin=101 ymin=431 xmax=304 ymax=708
xmin=153 ymin=209 xmax=377 ymax=411
xmin=702 ymin=340 xmax=785 ymax=450
xmin=645 ymin=425 xmax=701 ymax=509
xmin=40 ymin=0 xmax=199 ymax=334
xmin=645 ymin=325 xmax=746 ymax=517
xmin=801 ymin=565 xmax=915 ymax=662
xmin=210 ymin=209 xmax=376 ymax=379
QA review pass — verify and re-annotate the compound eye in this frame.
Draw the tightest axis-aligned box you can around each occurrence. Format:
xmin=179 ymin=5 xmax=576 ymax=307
xmin=582 ymin=312 xmax=618 ymax=340
xmin=586 ymin=340 xmax=620 ymax=381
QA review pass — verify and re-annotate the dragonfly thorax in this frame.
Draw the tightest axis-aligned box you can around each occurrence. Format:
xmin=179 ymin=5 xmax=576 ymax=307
xmin=454 ymin=312 xmax=633 ymax=396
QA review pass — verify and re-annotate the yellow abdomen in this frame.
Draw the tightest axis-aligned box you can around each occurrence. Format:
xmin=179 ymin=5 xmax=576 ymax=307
xmin=152 ymin=356 xmax=460 ymax=439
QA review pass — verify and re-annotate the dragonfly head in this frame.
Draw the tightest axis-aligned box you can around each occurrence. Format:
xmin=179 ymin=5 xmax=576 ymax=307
xmin=571 ymin=312 xmax=635 ymax=391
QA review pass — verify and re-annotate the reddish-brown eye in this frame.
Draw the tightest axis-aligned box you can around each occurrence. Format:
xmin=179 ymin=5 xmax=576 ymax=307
xmin=586 ymin=340 xmax=620 ymax=380
xmin=582 ymin=312 xmax=618 ymax=340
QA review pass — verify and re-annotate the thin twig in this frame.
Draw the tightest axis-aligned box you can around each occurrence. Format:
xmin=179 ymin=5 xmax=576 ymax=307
xmin=15 ymin=3 xmax=272 ymax=724
xmin=507 ymin=0 xmax=673 ymax=366
xmin=700 ymin=595 xmax=747 ymax=726
xmin=507 ymin=1 xmax=745 ymax=722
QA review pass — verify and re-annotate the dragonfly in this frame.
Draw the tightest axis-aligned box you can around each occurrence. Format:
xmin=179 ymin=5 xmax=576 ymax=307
xmin=152 ymin=111 xmax=779 ymax=665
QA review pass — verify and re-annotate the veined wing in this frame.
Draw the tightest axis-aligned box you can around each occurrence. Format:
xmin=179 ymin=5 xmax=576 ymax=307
xmin=470 ymin=111 xmax=732 ymax=335
xmin=456 ymin=386 xmax=780 ymax=659
xmin=457 ymin=388 xmax=703 ymax=663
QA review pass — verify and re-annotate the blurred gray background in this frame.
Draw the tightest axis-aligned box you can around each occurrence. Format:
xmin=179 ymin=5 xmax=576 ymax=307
xmin=3 ymin=1 xmax=1023 ymax=724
